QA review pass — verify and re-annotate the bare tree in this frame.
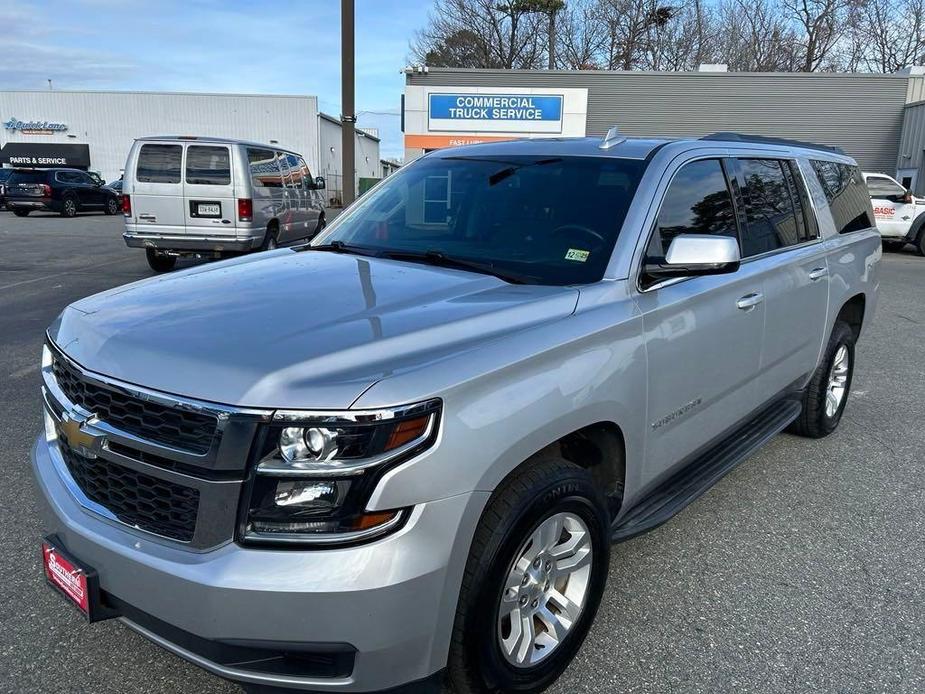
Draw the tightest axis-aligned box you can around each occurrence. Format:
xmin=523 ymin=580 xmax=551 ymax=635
xmin=714 ymin=0 xmax=801 ymax=71
xmin=781 ymin=0 xmax=852 ymax=71
xmin=556 ymin=0 xmax=609 ymax=68
xmin=856 ymin=0 xmax=925 ymax=71
xmin=409 ymin=0 xmax=545 ymax=68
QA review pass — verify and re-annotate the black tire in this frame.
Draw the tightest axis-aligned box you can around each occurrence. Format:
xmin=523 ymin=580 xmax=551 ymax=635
xmin=261 ymin=224 xmax=279 ymax=251
xmin=311 ymin=213 xmax=326 ymax=239
xmin=60 ymin=196 xmax=78 ymax=218
xmin=446 ymin=454 xmax=611 ymax=694
xmin=104 ymin=197 xmax=119 ymax=215
xmin=145 ymin=248 xmax=177 ymax=273
xmin=916 ymin=230 xmax=925 ymax=257
xmin=12 ymin=208 xmax=30 ymax=217
xmin=882 ymin=239 xmax=906 ymax=252
xmin=789 ymin=321 xmax=855 ymax=438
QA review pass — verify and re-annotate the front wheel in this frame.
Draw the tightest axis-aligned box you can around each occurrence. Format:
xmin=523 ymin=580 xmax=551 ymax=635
xmin=446 ymin=455 xmax=610 ymax=694
xmin=916 ymin=230 xmax=925 ymax=257
xmin=145 ymin=248 xmax=177 ymax=273
xmin=104 ymin=197 xmax=119 ymax=215
xmin=789 ymin=320 xmax=855 ymax=438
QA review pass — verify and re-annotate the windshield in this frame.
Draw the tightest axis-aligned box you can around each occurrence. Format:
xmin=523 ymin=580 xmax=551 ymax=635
xmin=313 ymin=154 xmax=645 ymax=285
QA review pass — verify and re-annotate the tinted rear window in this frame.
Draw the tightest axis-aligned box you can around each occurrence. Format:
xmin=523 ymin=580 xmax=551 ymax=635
xmin=186 ymin=146 xmax=231 ymax=185
xmin=810 ymin=160 xmax=874 ymax=234
xmin=8 ymin=170 xmax=48 ymax=184
xmin=136 ymin=144 xmax=182 ymax=184
xmin=0 ymin=169 xmax=13 ymax=181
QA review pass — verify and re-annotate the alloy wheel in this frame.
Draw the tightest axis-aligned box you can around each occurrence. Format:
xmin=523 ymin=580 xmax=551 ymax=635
xmin=497 ymin=512 xmax=593 ymax=668
xmin=825 ymin=344 xmax=850 ymax=417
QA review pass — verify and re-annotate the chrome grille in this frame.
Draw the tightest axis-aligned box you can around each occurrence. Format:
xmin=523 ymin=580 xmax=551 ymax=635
xmin=52 ymin=353 xmax=217 ymax=454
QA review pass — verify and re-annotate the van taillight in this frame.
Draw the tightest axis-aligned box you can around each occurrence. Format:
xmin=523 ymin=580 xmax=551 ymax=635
xmin=121 ymin=194 xmax=131 ymax=216
xmin=41 ymin=184 xmax=52 ymax=197
xmin=238 ymin=198 xmax=253 ymax=222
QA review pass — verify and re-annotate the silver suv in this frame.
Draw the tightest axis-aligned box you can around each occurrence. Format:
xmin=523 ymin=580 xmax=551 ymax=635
xmin=33 ymin=132 xmax=880 ymax=693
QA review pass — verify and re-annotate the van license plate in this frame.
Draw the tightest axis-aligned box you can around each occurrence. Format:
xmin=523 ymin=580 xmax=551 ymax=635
xmin=196 ymin=203 xmax=221 ymax=217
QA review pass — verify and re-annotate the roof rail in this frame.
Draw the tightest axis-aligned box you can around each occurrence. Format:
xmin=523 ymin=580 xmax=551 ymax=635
xmin=700 ymin=132 xmax=845 ymax=155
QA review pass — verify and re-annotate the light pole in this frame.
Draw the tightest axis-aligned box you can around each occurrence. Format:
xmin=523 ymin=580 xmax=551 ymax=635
xmin=341 ymin=0 xmax=356 ymax=206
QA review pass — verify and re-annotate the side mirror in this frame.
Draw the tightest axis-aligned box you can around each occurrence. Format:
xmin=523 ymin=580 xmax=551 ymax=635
xmin=643 ymin=234 xmax=741 ymax=286
xmin=314 ymin=176 xmax=326 ymax=190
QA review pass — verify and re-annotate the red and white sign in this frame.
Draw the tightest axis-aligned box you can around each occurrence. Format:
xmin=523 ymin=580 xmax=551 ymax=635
xmin=42 ymin=542 xmax=89 ymax=615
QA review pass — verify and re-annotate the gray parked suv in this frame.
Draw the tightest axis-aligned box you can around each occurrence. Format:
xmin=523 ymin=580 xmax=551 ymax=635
xmin=32 ymin=132 xmax=880 ymax=693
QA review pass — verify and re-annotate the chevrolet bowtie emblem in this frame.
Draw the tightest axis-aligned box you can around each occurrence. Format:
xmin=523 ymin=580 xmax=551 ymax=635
xmin=60 ymin=410 xmax=102 ymax=457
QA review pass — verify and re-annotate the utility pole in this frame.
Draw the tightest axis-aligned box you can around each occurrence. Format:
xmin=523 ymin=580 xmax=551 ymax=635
xmin=341 ymin=0 xmax=356 ymax=206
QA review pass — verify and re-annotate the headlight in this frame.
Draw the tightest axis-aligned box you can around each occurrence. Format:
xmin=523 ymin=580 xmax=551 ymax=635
xmin=240 ymin=398 xmax=441 ymax=546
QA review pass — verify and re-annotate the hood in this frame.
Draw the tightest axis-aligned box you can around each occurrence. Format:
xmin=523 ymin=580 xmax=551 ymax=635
xmin=50 ymin=249 xmax=579 ymax=409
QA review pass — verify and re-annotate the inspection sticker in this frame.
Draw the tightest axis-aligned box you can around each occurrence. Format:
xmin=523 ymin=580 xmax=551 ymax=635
xmin=565 ymin=248 xmax=590 ymax=262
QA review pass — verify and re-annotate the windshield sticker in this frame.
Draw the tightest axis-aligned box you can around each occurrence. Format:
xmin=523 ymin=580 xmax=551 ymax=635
xmin=565 ymin=248 xmax=590 ymax=262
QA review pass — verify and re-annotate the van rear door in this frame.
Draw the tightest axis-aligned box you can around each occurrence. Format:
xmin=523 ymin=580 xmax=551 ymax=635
xmin=183 ymin=144 xmax=235 ymax=236
xmin=131 ymin=143 xmax=185 ymax=233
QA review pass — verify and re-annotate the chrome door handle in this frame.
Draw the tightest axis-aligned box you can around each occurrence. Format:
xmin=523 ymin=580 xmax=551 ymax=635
xmin=736 ymin=292 xmax=764 ymax=310
xmin=808 ymin=267 xmax=828 ymax=281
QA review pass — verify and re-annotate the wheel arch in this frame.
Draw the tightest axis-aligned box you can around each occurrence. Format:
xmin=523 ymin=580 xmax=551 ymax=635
xmin=836 ymin=293 xmax=866 ymax=342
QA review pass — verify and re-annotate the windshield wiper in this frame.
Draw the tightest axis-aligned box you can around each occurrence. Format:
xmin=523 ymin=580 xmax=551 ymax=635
xmin=308 ymin=240 xmax=382 ymax=257
xmin=381 ymin=249 xmax=532 ymax=284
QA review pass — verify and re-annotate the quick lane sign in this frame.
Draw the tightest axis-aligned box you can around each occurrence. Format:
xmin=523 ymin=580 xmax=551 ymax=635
xmin=428 ymin=93 xmax=564 ymax=133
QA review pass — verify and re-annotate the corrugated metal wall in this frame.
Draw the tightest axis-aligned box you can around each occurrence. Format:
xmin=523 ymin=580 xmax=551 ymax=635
xmin=899 ymin=101 xmax=925 ymax=192
xmin=408 ymin=69 xmax=910 ymax=173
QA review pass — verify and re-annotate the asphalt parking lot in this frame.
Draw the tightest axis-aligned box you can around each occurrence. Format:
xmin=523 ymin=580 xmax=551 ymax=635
xmin=1 ymin=212 xmax=923 ymax=694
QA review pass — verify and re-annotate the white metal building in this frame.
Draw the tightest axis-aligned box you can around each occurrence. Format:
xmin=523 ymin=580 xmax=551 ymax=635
xmin=317 ymin=113 xmax=382 ymax=204
xmin=0 ymin=91 xmax=378 ymax=196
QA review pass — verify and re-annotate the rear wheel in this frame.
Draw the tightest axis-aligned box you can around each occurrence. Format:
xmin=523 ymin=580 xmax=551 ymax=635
xmin=61 ymin=197 xmax=78 ymax=218
xmin=446 ymin=455 xmax=610 ymax=694
xmin=261 ymin=224 xmax=279 ymax=251
xmin=882 ymin=239 xmax=906 ymax=252
xmin=104 ymin=197 xmax=119 ymax=215
xmin=789 ymin=320 xmax=855 ymax=438
xmin=12 ymin=208 xmax=30 ymax=217
xmin=145 ymin=248 xmax=177 ymax=273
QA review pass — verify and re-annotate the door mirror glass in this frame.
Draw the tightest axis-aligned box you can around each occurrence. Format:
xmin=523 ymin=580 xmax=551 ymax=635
xmin=314 ymin=176 xmax=326 ymax=190
xmin=644 ymin=234 xmax=740 ymax=285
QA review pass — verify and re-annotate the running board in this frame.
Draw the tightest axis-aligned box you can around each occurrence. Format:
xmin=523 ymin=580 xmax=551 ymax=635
xmin=611 ymin=398 xmax=801 ymax=542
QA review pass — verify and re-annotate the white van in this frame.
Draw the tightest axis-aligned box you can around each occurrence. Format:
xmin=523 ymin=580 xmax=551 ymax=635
xmin=122 ymin=136 xmax=326 ymax=272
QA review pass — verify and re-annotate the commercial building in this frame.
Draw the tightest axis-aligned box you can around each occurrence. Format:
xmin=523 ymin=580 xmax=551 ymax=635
xmin=0 ymin=90 xmax=380 ymax=200
xmin=403 ymin=66 xmax=925 ymax=192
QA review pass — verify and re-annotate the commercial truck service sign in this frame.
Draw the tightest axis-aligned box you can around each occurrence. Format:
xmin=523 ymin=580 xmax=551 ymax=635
xmin=428 ymin=93 xmax=564 ymax=133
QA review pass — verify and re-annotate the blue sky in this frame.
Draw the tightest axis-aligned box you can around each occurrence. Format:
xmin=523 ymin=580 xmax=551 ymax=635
xmin=1 ymin=0 xmax=436 ymax=159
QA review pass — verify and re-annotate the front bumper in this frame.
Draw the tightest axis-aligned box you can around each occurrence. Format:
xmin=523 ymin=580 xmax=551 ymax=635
xmin=31 ymin=433 xmax=486 ymax=692
xmin=123 ymin=230 xmax=263 ymax=253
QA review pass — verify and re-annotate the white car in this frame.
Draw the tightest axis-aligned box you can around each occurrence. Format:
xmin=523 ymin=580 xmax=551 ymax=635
xmin=863 ymin=171 xmax=925 ymax=255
